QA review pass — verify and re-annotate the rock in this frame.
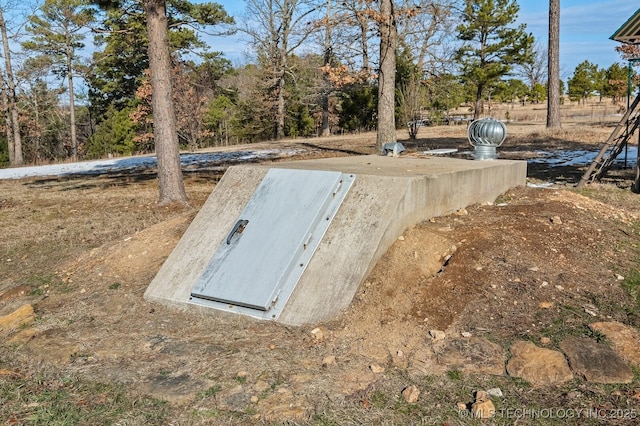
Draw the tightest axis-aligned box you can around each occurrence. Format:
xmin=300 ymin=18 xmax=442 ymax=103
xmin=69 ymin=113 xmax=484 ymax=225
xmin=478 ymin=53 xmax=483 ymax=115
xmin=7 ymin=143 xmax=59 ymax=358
xmin=322 ymin=355 xmax=336 ymax=367
xmin=0 ymin=304 xmax=35 ymax=336
xmin=369 ymin=364 xmax=385 ymax=374
xmin=141 ymin=373 xmax=210 ymax=405
xmin=550 ymin=216 xmax=562 ymax=224
xmin=429 ymin=329 xmax=446 ymax=340
xmin=589 ymin=321 xmax=640 ymax=367
xmin=539 ymin=301 xmax=554 ymax=309
xmin=391 ymin=350 xmax=408 ymax=368
xmin=434 ymin=337 xmax=505 ymax=376
xmin=560 ymin=336 xmax=633 ymax=383
xmin=506 ymin=341 xmax=573 ymax=387
xmin=539 ymin=336 xmax=552 ymax=345
xmin=310 ymin=327 xmax=325 ymax=343
xmin=257 ymin=390 xmax=310 ymax=422
xmin=401 ymin=385 xmax=420 ymax=403
xmin=471 ymin=390 xmax=495 ymax=418
xmin=583 ymin=304 xmax=598 ymax=316
xmin=461 ymin=331 xmax=472 ymax=338
xmin=487 ymin=388 xmax=503 ymax=397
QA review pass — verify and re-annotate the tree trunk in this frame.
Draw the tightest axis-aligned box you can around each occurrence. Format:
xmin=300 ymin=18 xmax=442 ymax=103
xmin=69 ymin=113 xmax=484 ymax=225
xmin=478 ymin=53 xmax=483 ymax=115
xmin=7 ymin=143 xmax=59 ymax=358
xmin=67 ymin=51 xmax=78 ymax=160
xmin=474 ymin=84 xmax=483 ymax=119
xmin=547 ymin=0 xmax=561 ymax=129
xmin=276 ymin=68 xmax=286 ymax=139
xmin=321 ymin=0 xmax=332 ymax=137
xmin=375 ymin=0 xmax=397 ymax=154
xmin=1 ymin=80 xmax=13 ymax=164
xmin=0 ymin=6 xmax=23 ymax=166
xmin=144 ymin=0 xmax=188 ymax=206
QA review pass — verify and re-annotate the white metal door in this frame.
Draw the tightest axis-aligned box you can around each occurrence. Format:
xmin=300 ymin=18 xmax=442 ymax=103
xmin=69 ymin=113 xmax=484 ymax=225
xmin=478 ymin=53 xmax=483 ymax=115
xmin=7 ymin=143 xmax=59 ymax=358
xmin=189 ymin=168 xmax=355 ymax=319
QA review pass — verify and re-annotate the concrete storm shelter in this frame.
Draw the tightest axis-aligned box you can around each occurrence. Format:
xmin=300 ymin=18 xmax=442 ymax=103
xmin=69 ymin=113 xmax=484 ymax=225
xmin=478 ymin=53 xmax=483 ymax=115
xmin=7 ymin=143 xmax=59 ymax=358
xmin=145 ymin=155 xmax=526 ymax=326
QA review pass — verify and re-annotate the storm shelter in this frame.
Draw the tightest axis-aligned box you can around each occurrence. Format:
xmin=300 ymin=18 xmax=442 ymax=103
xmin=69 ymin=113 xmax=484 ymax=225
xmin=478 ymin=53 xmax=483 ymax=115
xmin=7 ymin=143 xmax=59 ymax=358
xmin=145 ymin=155 xmax=527 ymax=325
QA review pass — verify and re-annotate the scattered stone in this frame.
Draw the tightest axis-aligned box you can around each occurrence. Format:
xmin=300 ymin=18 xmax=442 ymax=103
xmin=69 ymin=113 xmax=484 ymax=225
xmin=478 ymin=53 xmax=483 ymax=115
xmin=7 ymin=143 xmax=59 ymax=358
xmin=401 ymin=385 xmax=420 ymax=403
xmin=583 ymin=304 xmax=598 ymax=316
xmin=471 ymin=390 xmax=495 ymax=419
xmin=250 ymin=395 xmax=259 ymax=403
xmin=560 ymin=336 xmax=633 ymax=384
xmin=397 ymin=235 xmax=405 ymax=241
xmin=540 ymin=281 xmax=549 ymax=288
xmin=487 ymin=388 xmax=503 ymax=397
xmin=310 ymin=327 xmax=325 ymax=343
xmin=257 ymin=390 xmax=310 ymax=423
xmin=550 ymin=216 xmax=562 ymax=225
xmin=589 ymin=321 xmax=640 ymax=367
xmin=616 ymin=274 xmax=625 ymax=281
xmin=455 ymin=208 xmax=468 ymax=216
xmin=369 ymin=364 xmax=385 ymax=374
xmin=506 ymin=341 xmax=573 ymax=387
xmin=456 ymin=402 xmax=468 ymax=411
xmin=392 ymin=350 xmax=408 ymax=368
xmin=429 ymin=329 xmax=446 ymax=340
xmin=0 ymin=304 xmax=35 ymax=336
xmin=461 ymin=331 xmax=472 ymax=338
xmin=555 ymin=285 xmax=564 ymax=291
xmin=539 ymin=301 xmax=554 ymax=309
xmin=539 ymin=336 xmax=552 ymax=346
xmin=322 ymin=355 xmax=336 ymax=367
xmin=236 ymin=371 xmax=248 ymax=380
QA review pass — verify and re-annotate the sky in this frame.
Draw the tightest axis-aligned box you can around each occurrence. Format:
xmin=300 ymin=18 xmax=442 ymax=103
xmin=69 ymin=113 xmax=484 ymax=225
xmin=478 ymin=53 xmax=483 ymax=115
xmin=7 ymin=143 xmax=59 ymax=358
xmin=205 ymin=0 xmax=640 ymax=79
xmin=516 ymin=0 xmax=639 ymax=79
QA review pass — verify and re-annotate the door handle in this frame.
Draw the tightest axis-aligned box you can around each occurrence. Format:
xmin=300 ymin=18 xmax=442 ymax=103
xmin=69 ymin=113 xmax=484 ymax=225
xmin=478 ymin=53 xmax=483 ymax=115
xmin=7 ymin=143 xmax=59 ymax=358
xmin=227 ymin=219 xmax=249 ymax=244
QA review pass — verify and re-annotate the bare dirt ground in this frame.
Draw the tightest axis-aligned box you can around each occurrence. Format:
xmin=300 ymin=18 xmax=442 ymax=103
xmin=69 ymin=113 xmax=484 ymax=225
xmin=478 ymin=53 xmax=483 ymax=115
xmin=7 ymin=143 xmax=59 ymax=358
xmin=2 ymin=101 xmax=640 ymax=425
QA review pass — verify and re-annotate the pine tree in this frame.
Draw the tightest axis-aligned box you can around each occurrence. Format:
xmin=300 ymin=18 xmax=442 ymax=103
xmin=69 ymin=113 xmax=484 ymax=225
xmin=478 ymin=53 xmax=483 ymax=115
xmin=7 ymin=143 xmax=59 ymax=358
xmin=23 ymin=0 xmax=95 ymax=160
xmin=455 ymin=0 xmax=534 ymax=119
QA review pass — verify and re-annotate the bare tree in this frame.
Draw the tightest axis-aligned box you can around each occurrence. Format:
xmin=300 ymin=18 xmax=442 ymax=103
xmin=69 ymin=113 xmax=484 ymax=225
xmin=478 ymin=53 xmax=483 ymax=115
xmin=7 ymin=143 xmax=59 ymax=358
xmin=335 ymin=0 xmax=374 ymax=72
xmin=396 ymin=0 xmax=458 ymax=71
xmin=547 ymin=0 xmax=561 ymax=128
xmin=519 ymin=42 xmax=547 ymax=89
xmin=242 ymin=0 xmax=319 ymax=140
xmin=0 ymin=5 xmax=23 ymax=165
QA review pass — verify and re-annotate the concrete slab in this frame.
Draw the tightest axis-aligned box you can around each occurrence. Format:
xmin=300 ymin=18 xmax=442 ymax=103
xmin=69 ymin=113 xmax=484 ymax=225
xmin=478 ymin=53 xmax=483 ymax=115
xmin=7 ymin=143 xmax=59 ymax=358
xmin=144 ymin=155 xmax=526 ymax=325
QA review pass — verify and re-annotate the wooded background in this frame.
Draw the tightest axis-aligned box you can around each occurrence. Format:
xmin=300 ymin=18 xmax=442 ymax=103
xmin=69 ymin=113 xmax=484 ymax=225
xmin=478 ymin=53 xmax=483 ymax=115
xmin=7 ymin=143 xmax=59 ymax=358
xmin=0 ymin=0 xmax=638 ymax=168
